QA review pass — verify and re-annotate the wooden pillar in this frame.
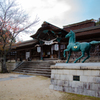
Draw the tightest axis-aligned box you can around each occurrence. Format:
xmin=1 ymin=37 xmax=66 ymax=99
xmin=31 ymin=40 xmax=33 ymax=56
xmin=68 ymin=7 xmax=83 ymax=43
xmin=25 ymin=50 xmax=27 ymax=61
xmin=57 ymin=37 xmax=61 ymax=59
xmin=58 ymin=43 xmax=60 ymax=59
xmin=51 ymin=45 xmax=53 ymax=58
xmin=10 ymin=52 xmax=11 ymax=62
xmin=15 ymin=51 xmax=17 ymax=62
xmin=40 ymin=45 xmax=43 ymax=60
xmin=39 ymin=40 xmax=44 ymax=60
xmin=30 ymin=49 xmax=31 ymax=59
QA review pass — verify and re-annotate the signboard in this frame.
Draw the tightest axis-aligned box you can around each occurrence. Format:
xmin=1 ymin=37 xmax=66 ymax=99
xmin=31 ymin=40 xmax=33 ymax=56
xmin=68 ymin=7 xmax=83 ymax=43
xmin=44 ymin=40 xmax=53 ymax=45
xmin=26 ymin=52 xmax=30 ymax=59
xmin=41 ymin=38 xmax=57 ymax=45
xmin=37 ymin=47 xmax=41 ymax=53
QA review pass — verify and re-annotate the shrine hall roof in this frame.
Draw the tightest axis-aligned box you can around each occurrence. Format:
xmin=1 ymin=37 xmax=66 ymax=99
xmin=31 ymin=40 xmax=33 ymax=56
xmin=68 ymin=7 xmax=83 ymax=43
xmin=31 ymin=21 xmax=68 ymax=40
xmin=63 ymin=19 xmax=95 ymax=28
xmin=12 ymin=39 xmax=38 ymax=49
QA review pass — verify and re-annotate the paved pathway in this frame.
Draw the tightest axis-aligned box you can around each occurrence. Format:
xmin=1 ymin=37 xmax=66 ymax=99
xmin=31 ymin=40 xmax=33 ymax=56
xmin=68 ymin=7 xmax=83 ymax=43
xmin=0 ymin=74 xmax=35 ymax=81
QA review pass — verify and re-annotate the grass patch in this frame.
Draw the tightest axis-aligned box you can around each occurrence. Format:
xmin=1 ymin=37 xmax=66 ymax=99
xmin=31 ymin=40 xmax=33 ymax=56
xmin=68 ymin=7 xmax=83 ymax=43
xmin=60 ymin=92 xmax=100 ymax=100
xmin=36 ymin=75 xmax=50 ymax=80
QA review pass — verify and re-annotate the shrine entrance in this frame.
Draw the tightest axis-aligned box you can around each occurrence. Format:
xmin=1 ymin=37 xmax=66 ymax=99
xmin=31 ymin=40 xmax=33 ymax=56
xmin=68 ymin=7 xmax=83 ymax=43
xmin=42 ymin=44 xmax=59 ymax=59
xmin=31 ymin=21 xmax=68 ymax=60
xmin=43 ymin=45 xmax=51 ymax=58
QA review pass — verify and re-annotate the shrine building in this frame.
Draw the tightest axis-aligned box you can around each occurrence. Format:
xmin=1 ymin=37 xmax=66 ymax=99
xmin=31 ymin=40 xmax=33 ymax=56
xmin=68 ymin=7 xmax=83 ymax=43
xmin=9 ymin=19 xmax=100 ymax=62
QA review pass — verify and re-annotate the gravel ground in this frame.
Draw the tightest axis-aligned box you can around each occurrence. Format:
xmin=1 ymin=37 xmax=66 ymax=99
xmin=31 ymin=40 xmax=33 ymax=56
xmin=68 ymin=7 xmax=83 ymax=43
xmin=0 ymin=73 xmax=100 ymax=100
xmin=0 ymin=73 xmax=67 ymax=100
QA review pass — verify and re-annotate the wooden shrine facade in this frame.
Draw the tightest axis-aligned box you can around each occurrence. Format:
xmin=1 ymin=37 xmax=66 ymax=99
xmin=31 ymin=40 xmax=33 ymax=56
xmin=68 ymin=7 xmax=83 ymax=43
xmin=30 ymin=21 xmax=68 ymax=60
xmin=9 ymin=22 xmax=68 ymax=61
xmin=9 ymin=19 xmax=100 ymax=62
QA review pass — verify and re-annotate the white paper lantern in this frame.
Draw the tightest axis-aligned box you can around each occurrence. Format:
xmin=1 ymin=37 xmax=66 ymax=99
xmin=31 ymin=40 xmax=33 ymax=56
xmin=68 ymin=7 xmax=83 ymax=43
xmin=37 ymin=47 xmax=41 ymax=53
xmin=54 ymin=44 xmax=59 ymax=51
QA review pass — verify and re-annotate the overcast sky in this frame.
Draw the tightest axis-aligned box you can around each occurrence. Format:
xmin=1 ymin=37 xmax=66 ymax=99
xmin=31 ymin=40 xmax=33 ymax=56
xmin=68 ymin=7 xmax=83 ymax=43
xmin=16 ymin=0 xmax=100 ymax=41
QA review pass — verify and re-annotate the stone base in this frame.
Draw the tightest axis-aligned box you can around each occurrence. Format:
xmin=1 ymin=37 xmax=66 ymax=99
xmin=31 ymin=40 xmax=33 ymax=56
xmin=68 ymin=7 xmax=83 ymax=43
xmin=50 ymin=63 xmax=100 ymax=98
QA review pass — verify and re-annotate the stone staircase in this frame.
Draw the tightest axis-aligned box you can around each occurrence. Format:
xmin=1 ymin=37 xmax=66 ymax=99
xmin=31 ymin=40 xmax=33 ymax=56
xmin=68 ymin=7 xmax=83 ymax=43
xmin=13 ymin=61 xmax=55 ymax=77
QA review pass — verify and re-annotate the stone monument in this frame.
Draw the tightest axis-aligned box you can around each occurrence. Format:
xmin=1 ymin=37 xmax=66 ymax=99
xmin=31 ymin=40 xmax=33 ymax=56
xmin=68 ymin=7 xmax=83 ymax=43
xmin=49 ymin=30 xmax=100 ymax=97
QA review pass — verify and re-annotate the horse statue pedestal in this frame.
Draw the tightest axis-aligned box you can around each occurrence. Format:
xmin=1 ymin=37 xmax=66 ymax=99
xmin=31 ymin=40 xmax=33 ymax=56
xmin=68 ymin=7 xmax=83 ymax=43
xmin=50 ymin=63 xmax=100 ymax=97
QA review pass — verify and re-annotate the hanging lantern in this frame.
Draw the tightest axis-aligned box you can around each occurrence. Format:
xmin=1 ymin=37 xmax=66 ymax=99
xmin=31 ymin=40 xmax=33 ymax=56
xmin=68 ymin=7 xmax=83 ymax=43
xmin=37 ymin=46 xmax=41 ymax=53
xmin=54 ymin=44 xmax=59 ymax=51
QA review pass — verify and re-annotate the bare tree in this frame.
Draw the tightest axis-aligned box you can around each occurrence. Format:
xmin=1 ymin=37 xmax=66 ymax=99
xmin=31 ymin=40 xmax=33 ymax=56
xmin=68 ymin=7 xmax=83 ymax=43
xmin=0 ymin=0 xmax=39 ymax=72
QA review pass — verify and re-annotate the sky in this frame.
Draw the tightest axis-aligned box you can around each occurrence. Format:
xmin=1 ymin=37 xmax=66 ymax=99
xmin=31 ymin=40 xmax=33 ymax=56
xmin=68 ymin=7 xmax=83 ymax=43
xmin=16 ymin=0 xmax=100 ymax=41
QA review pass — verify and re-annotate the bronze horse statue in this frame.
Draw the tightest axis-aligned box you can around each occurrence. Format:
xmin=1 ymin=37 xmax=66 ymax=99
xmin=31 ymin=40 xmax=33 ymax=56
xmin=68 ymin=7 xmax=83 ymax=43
xmin=63 ymin=30 xmax=100 ymax=63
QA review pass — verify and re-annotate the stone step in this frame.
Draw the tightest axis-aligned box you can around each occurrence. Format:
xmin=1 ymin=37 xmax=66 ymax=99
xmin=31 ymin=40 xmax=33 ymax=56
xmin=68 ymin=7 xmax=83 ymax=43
xmin=20 ymin=61 xmax=54 ymax=64
xmin=18 ymin=67 xmax=50 ymax=69
xmin=14 ymin=61 xmax=55 ymax=77
xmin=14 ymin=70 xmax=51 ymax=75
xmin=20 ymin=63 xmax=50 ymax=67
xmin=15 ymin=67 xmax=51 ymax=71
xmin=15 ymin=69 xmax=51 ymax=72
xmin=13 ymin=72 xmax=51 ymax=77
xmin=16 ymin=70 xmax=51 ymax=74
xmin=21 ymin=63 xmax=52 ymax=66
xmin=19 ymin=68 xmax=51 ymax=71
xmin=22 ymin=65 xmax=51 ymax=68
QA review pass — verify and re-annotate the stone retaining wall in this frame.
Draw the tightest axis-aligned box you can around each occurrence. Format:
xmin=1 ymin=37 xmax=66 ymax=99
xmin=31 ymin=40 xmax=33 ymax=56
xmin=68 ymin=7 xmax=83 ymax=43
xmin=49 ymin=63 xmax=100 ymax=98
xmin=0 ymin=60 xmax=17 ymax=72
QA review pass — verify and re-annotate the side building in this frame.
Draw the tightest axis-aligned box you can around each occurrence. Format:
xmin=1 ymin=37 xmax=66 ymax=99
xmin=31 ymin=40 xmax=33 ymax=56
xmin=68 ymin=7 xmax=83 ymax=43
xmin=63 ymin=19 xmax=100 ymax=62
